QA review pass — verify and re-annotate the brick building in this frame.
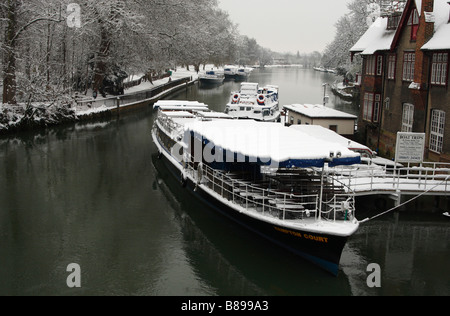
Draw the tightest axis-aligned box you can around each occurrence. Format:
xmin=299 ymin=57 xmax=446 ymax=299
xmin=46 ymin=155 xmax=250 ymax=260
xmin=350 ymin=0 xmax=450 ymax=162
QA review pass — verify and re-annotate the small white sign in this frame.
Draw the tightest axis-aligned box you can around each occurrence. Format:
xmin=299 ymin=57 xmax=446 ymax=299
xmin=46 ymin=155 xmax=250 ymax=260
xmin=395 ymin=132 xmax=426 ymax=163
xmin=424 ymin=11 xmax=435 ymax=23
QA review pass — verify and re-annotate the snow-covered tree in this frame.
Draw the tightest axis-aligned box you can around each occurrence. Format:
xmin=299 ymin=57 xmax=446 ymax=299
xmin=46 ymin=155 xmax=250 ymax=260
xmin=322 ymin=0 xmax=383 ymax=76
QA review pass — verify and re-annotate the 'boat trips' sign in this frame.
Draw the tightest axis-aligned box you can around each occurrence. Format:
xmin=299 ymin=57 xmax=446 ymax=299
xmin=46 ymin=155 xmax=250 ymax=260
xmin=395 ymin=132 xmax=426 ymax=163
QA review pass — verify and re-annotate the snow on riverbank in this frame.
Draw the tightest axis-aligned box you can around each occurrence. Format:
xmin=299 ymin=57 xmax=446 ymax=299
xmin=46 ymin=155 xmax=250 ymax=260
xmin=0 ymin=66 xmax=207 ymax=134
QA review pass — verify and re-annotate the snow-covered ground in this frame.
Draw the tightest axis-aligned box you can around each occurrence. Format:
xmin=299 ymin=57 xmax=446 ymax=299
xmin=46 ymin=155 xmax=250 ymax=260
xmin=74 ymin=66 xmax=211 ymax=116
xmin=0 ymin=66 xmax=211 ymax=133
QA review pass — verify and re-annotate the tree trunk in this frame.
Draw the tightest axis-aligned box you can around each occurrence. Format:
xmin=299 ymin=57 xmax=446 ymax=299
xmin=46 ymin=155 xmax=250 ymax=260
xmin=93 ymin=24 xmax=111 ymax=97
xmin=2 ymin=0 xmax=18 ymax=105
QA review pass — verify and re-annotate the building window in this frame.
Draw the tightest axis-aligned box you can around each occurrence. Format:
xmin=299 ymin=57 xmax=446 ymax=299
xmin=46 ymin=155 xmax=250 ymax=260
xmin=376 ymin=56 xmax=383 ymax=76
xmin=365 ymin=55 xmax=376 ymax=75
xmin=329 ymin=125 xmax=338 ymax=133
xmin=363 ymin=92 xmax=381 ymax=122
xmin=430 ymin=110 xmax=446 ymax=153
xmin=402 ymin=52 xmax=415 ymax=82
xmin=365 ymin=55 xmax=383 ymax=76
xmin=408 ymin=9 xmax=419 ymax=41
xmin=387 ymin=14 xmax=401 ymax=30
xmin=431 ymin=53 xmax=448 ymax=86
xmin=297 ymin=119 xmax=302 ymax=125
xmin=373 ymin=94 xmax=381 ymax=123
xmin=290 ymin=116 xmax=294 ymax=125
xmin=387 ymin=54 xmax=396 ymax=80
xmin=402 ymin=103 xmax=414 ymax=132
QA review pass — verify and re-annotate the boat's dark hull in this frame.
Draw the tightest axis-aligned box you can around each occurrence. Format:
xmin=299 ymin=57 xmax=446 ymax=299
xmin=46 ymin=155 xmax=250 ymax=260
xmin=154 ymin=135 xmax=349 ymax=276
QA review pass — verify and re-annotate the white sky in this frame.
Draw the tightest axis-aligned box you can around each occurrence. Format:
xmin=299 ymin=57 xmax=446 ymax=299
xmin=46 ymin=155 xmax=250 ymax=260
xmin=217 ymin=0 xmax=351 ymax=54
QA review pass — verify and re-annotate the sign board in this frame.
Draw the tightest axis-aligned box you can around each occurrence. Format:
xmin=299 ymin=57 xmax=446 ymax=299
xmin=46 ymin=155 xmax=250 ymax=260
xmin=395 ymin=132 xmax=426 ymax=163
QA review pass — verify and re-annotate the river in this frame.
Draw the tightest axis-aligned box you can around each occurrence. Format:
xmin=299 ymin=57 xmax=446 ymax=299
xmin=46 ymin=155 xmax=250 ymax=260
xmin=0 ymin=67 xmax=448 ymax=296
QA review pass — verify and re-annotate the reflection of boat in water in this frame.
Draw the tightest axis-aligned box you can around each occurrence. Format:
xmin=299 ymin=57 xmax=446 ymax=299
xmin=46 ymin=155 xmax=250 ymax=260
xmin=152 ymin=101 xmax=361 ymax=276
xmin=225 ymin=83 xmax=280 ymax=122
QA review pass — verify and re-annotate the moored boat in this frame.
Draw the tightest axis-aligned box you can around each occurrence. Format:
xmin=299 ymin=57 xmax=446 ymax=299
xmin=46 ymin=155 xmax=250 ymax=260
xmin=235 ymin=67 xmax=253 ymax=81
xmin=224 ymin=65 xmax=238 ymax=79
xmin=225 ymin=82 xmax=281 ymax=122
xmin=151 ymin=102 xmax=361 ymax=275
xmin=199 ymin=70 xmax=225 ymax=85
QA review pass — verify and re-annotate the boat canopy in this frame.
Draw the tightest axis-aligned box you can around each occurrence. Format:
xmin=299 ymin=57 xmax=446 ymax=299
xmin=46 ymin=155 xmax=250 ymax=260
xmin=183 ymin=120 xmax=361 ymax=168
xmin=153 ymin=100 xmax=209 ymax=111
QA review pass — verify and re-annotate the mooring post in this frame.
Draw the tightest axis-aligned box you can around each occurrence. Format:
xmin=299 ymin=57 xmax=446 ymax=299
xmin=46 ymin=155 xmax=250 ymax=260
xmin=395 ymin=190 xmax=402 ymax=207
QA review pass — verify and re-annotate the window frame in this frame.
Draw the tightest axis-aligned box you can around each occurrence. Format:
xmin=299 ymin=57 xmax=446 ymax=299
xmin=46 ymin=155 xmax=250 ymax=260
xmin=430 ymin=52 xmax=449 ymax=86
xmin=365 ymin=54 xmax=383 ymax=76
xmin=363 ymin=92 xmax=381 ymax=123
xmin=409 ymin=9 xmax=419 ymax=41
xmin=429 ymin=110 xmax=446 ymax=154
xmin=387 ymin=54 xmax=397 ymax=80
xmin=402 ymin=52 xmax=415 ymax=82
xmin=402 ymin=103 xmax=414 ymax=133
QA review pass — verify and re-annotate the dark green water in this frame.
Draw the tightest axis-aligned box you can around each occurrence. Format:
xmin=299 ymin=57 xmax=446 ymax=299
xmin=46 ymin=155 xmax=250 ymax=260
xmin=0 ymin=68 xmax=449 ymax=296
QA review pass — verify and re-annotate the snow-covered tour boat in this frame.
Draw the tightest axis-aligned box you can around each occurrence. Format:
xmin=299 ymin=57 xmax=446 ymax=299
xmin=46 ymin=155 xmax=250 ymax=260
xmin=199 ymin=70 xmax=225 ymax=85
xmin=225 ymin=82 xmax=281 ymax=122
xmin=151 ymin=100 xmax=361 ymax=275
xmin=223 ymin=65 xmax=238 ymax=79
xmin=235 ymin=67 xmax=253 ymax=80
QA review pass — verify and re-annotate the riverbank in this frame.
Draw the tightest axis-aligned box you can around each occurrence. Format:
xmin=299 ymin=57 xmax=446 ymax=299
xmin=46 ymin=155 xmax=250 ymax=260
xmin=0 ymin=67 xmax=201 ymax=136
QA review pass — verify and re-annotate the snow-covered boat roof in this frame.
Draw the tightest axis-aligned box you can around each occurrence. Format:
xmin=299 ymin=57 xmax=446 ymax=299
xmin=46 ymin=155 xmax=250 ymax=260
xmin=161 ymin=111 xmax=196 ymax=118
xmin=284 ymin=104 xmax=357 ymax=120
xmin=183 ymin=120 xmax=361 ymax=168
xmin=350 ymin=17 xmax=396 ymax=55
xmin=153 ymin=100 xmax=209 ymax=110
xmin=290 ymin=125 xmax=370 ymax=152
xmin=421 ymin=0 xmax=450 ymax=50
xmin=197 ymin=111 xmax=232 ymax=119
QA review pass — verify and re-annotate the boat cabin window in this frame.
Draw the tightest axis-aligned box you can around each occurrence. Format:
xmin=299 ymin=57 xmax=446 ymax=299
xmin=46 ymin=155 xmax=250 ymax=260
xmin=246 ymin=107 xmax=252 ymax=111
xmin=254 ymin=110 xmax=261 ymax=114
xmin=240 ymin=107 xmax=245 ymax=111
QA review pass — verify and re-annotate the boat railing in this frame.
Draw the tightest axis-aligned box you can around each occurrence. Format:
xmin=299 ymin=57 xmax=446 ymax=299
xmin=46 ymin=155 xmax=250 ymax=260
xmin=156 ymin=111 xmax=185 ymax=137
xmin=185 ymin=161 xmax=355 ymax=223
xmin=328 ymin=162 xmax=450 ymax=194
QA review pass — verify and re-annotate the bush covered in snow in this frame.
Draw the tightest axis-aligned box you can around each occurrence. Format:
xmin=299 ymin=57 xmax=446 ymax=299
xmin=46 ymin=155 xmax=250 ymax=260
xmin=0 ymin=102 xmax=78 ymax=134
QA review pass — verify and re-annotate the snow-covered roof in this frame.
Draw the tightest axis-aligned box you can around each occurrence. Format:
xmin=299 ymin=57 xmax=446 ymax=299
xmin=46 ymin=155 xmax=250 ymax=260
xmin=284 ymin=104 xmax=357 ymax=120
xmin=289 ymin=125 xmax=371 ymax=152
xmin=183 ymin=120 xmax=361 ymax=168
xmin=153 ymin=100 xmax=209 ymax=110
xmin=421 ymin=0 xmax=450 ymax=50
xmin=350 ymin=17 xmax=397 ymax=55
